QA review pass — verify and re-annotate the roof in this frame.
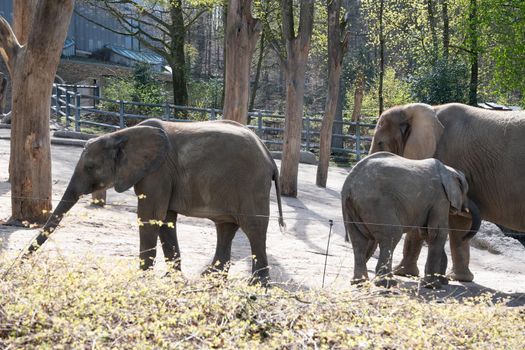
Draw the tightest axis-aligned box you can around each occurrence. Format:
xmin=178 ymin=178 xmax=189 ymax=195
xmin=104 ymin=44 xmax=164 ymax=66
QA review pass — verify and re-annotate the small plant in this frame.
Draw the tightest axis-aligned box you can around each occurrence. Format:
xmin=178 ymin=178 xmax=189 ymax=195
xmin=0 ymin=255 xmax=523 ymax=348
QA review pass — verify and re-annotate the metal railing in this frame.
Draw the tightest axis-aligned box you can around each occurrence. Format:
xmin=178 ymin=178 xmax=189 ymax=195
xmin=51 ymin=84 xmax=376 ymax=160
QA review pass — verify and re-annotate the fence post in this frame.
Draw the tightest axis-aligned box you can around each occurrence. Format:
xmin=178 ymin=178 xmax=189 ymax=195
xmin=75 ymin=93 xmax=81 ymax=132
xmin=55 ymin=85 xmax=61 ymax=121
xmin=65 ymin=91 xmax=71 ymax=128
xmin=210 ymin=109 xmax=216 ymax=121
xmin=93 ymin=85 xmax=99 ymax=108
xmin=119 ymin=100 xmax=125 ymax=129
xmin=305 ymin=116 xmax=311 ymax=150
xmin=257 ymin=111 xmax=263 ymax=137
xmin=164 ymin=103 xmax=170 ymax=121
xmin=355 ymin=121 xmax=361 ymax=161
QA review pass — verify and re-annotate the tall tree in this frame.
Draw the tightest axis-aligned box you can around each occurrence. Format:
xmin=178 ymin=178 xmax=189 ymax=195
xmin=0 ymin=0 xmax=74 ymax=223
xmin=378 ymin=0 xmax=385 ymax=114
xmin=81 ymin=1 xmax=211 ymax=106
xmin=316 ymin=0 xmax=349 ymax=188
xmin=441 ymin=0 xmax=450 ymax=60
xmin=267 ymin=0 xmax=314 ymax=197
xmin=467 ymin=0 xmax=479 ymax=105
xmin=222 ymin=0 xmax=260 ymax=124
xmin=426 ymin=0 xmax=439 ymax=62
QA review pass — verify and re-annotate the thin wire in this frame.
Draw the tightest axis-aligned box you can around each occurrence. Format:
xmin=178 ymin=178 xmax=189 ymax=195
xmin=0 ymin=193 xmax=481 ymax=233
xmin=322 ymin=220 xmax=334 ymax=288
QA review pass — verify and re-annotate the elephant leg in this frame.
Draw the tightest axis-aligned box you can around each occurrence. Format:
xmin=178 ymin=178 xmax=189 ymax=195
xmin=137 ymin=195 xmax=169 ymax=271
xmin=159 ymin=211 xmax=181 ymax=271
xmin=139 ymin=224 xmax=159 ymax=270
xmin=422 ymin=216 xmax=448 ymax=289
xmin=203 ymin=222 xmax=239 ymax=275
xmin=241 ymin=218 xmax=270 ymax=285
xmin=393 ymin=229 xmax=424 ymax=277
xmin=374 ymin=231 xmax=402 ymax=288
xmin=448 ymin=215 xmax=474 ymax=282
xmin=346 ymin=222 xmax=373 ymax=284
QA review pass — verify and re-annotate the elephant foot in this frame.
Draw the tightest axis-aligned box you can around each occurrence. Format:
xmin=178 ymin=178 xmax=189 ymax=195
xmin=351 ymin=277 xmax=369 ymax=286
xmin=438 ymin=275 xmax=449 ymax=286
xmin=421 ymin=276 xmax=443 ymax=289
xmin=447 ymin=269 xmax=474 ymax=282
xmin=249 ymin=267 xmax=270 ymax=287
xmin=374 ymin=276 xmax=397 ymax=288
xmin=393 ymin=263 xmax=419 ymax=277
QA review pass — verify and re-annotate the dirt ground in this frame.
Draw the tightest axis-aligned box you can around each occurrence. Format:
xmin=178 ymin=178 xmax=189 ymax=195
xmin=0 ymin=138 xmax=524 ymax=305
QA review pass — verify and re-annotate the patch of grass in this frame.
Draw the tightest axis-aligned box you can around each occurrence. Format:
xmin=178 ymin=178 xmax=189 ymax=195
xmin=1 ymin=256 xmax=523 ymax=348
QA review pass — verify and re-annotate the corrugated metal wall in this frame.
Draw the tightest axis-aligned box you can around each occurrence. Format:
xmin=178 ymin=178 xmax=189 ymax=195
xmin=0 ymin=3 xmax=139 ymax=53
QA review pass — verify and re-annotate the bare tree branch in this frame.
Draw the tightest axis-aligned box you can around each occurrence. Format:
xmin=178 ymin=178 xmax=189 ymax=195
xmin=0 ymin=17 xmax=22 ymax=76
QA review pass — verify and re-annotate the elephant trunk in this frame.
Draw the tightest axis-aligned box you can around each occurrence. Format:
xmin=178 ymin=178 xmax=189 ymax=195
xmin=25 ymin=185 xmax=80 ymax=255
xmin=463 ymin=199 xmax=481 ymax=241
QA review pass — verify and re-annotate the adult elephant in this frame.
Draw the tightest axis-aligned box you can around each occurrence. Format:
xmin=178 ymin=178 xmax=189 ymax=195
xmin=369 ymin=103 xmax=525 ymax=281
xmin=26 ymin=119 xmax=284 ymax=284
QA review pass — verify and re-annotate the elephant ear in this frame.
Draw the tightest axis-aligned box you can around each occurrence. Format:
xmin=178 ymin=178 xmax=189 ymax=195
xmin=402 ymin=103 xmax=444 ymax=159
xmin=439 ymin=164 xmax=469 ymax=213
xmin=112 ymin=125 xmax=169 ymax=193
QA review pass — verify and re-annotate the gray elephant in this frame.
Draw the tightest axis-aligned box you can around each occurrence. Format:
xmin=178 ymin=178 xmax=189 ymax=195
xmin=26 ymin=119 xmax=284 ymax=284
xmin=369 ymin=103 xmax=525 ymax=282
xmin=342 ymin=152 xmax=480 ymax=288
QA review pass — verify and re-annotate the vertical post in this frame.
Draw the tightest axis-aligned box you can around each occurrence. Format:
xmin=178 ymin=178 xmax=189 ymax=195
xmin=305 ymin=116 xmax=311 ymax=150
xmin=210 ymin=109 xmax=216 ymax=121
xmin=65 ymin=91 xmax=71 ymax=128
xmin=75 ymin=94 xmax=81 ymax=132
xmin=119 ymin=100 xmax=125 ymax=129
xmin=164 ymin=103 xmax=170 ymax=121
xmin=55 ymin=85 xmax=61 ymax=121
xmin=257 ymin=111 xmax=263 ymax=137
xmin=93 ymin=85 xmax=99 ymax=108
xmin=355 ymin=121 xmax=361 ymax=161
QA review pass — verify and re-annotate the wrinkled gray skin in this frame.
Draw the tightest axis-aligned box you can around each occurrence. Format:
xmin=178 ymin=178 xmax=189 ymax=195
xmin=27 ymin=119 xmax=284 ymax=284
xmin=369 ymin=103 xmax=525 ymax=282
xmin=342 ymin=152 xmax=481 ymax=289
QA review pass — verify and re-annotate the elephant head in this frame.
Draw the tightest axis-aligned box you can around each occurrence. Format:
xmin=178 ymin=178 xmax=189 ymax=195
xmin=370 ymin=103 xmax=444 ymax=159
xmin=438 ymin=164 xmax=481 ymax=237
xmin=26 ymin=125 xmax=169 ymax=254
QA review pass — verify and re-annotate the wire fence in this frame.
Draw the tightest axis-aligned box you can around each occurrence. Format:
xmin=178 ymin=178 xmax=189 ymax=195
xmin=51 ymin=84 xmax=377 ymax=161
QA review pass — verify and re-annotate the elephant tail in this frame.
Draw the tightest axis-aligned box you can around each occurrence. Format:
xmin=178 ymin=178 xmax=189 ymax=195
xmin=273 ymin=166 xmax=286 ymax=233
xmin=463 ymin=199 xmax=481 ymax=241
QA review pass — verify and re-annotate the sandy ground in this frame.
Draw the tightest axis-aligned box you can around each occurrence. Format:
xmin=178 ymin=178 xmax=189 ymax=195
xmin=0 ymin=138 xmax=524 ymax=305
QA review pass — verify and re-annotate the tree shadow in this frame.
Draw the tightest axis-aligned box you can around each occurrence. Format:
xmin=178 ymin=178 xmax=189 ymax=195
xmin=396 ymin=277 xmax=525 ymax=307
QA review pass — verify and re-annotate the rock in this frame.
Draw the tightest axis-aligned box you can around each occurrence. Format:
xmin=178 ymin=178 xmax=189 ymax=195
xmin=53 ymin=130 xmax=98 ymax=140
xmin=471 ymin=221 xmax=525 ymax=254
xmin=271 ymin=151 xmax=318 ymax=165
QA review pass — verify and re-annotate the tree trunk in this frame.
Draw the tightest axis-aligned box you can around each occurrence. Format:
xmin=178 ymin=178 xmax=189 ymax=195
xmin=468 ymin=0 xmax=478 ymax=106
xmin=316 ymin=0 xmax=346 ymax=188
xmin=0 ymin=1 xmax=74 ymax=223
xmin=426 ymin=0 xmax=439 ymax=63
xmin=170 ymin=2 xmax=188 ymax=106
xmin=279 ymin=0 xmax=314 ymax=197
xmin=223 ymin=0 xmax=260 ymax=124
xmin=378 ymin=0 xmax=385 ymax=115
xmin=331 ymin=76 xmax=345 ymax=150
xmin=249 ymin=32 xmax=265 ymax=113
xmin=351 ymin=72 xmax=365 ymax=122
xmin=442 ymin=0 xmax=450 ymax=60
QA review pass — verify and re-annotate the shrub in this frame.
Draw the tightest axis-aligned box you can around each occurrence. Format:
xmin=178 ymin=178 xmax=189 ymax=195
xmin=410 ymin=58 xmax=470 ymax=105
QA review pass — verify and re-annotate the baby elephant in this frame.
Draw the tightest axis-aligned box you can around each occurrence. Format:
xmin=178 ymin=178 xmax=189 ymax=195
xmin=341 ymin=152 xmax=480 ymax=288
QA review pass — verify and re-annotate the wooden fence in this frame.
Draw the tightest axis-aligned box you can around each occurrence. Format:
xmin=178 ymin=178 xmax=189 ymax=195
xmin=52 ymin=84 xmax=376 ymax=160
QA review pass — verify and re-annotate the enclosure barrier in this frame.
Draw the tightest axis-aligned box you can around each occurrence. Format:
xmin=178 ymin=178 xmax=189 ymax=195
xmin=51 ymin=84 xmax=376 ymax=160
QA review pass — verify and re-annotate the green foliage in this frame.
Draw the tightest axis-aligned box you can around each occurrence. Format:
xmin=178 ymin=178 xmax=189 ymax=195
xmin=1 ymin=256 xmax=524 ymax=348
xmin=354 ymin=68 xmax=414 ymax=117
xmin=101 ymin=64 xmax=167 ymax=119
xmin=410 ymin=58 xmax=470 ymax=104
xmin=188 ymin=78 xmax=223 ymax=109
